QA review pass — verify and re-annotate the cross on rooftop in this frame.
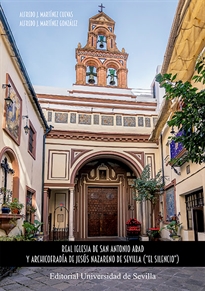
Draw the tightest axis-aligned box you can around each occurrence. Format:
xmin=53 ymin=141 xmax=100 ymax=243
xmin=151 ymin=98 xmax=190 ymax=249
xmin=98 ymin=3 xmax=105 ymax=13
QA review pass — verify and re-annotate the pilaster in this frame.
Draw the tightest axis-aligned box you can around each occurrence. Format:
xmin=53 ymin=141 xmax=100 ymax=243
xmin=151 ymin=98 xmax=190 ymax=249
xmin=43 ymin=187 xmax=49 ymax=241
xmin=69 ymin=187 xmax=75 ymax=241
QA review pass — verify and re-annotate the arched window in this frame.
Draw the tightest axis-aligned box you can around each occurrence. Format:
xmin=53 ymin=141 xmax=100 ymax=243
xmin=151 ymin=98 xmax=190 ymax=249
xmin=107 ymin=68 xmax=118 ymax=86
xmin=0 ymin=154 xmax=14 ymax=206
xmin=86 ymin=66 xmax=97 ymax=84
xmin=97 ymin=35 xmax=107 ymax=50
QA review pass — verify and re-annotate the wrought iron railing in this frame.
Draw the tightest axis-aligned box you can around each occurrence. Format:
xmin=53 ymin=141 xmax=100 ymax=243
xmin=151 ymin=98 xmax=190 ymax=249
xmin=52 ymin=227 xmax=69 ymax=241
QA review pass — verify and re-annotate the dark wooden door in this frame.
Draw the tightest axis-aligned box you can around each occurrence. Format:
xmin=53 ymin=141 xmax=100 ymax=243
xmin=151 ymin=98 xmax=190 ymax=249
xmin=88 ymin=187 xmax=118 ymax=237
xmin=193 ymin=208 xmax=204 ymax=241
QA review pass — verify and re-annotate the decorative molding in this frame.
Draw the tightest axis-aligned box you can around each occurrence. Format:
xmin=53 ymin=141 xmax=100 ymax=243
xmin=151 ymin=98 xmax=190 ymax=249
xmin=70 ymin=113 xmax=76 ymax=123
xmin=47 ymin=130 xmax=152 ymax=143
xmin=124 ymin=151 xmax=145 ymax=167
xmin=70 ymin=150 xmax=144 ymax=184
xmin=123 ymin=116 xmax=136 ymax=127
xmin=44 ymin=183 xmax=75 ymax=188
xmin=138 ymin=117 xmax=144 ymax=127
xmin=48 ymin=150 xmax=70 ymax=180
xmin=0 ymin=214 xmax=22 ymax=235
xmin=145 ymin=153 xmax=156 ymax=177
xmin=145 ymin=117 xmax=151 ymax=127
xmin=55 ymin=113 xmax=68 ymax=123
xmin=48 ymin=111 xmax=52 ymax=122
xmin=38 ymin=92 xmax=157 ymax=104
xmin=71 ymin=149 xmax=92 ymax=167
xmin=39 ymin=99 xmax=157 ymax=112
xmin=116 ymin=115 xmax=122 ymax=126
xmin=99 ymin=58 xmax=106 ymax=63
xmin=51 ymin=153 xmax=68 ymax=179
xmin=101 ymin=115 xmax=114 ymax=126
xmin=93 ymin=115 xmax=99 ymax=124
xmin=76 ymin=49 xmax=128 ymax=60
xmin=78 ymin=114 xmax=91 ymax=125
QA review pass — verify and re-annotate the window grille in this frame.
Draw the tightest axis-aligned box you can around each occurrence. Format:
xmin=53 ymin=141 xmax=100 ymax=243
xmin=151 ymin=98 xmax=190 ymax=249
xmin=185 ymin=190 xmax=204 ymax=229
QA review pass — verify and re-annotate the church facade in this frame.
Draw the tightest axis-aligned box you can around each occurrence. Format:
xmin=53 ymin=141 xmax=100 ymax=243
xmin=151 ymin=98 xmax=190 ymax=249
xmin=36 ymin=10 xmax=159 ymax=240
xmin=1 ymin=2 xmax=204 ymax=242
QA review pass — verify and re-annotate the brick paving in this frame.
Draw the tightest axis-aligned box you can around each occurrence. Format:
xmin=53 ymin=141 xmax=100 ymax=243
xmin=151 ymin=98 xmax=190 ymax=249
xmin=0 ymin=266 xmax=205 ymax=291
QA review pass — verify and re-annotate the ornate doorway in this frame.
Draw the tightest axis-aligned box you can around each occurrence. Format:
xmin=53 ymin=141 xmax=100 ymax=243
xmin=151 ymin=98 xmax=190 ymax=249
xmin=88 ymin=187 xmax=118 ymax=237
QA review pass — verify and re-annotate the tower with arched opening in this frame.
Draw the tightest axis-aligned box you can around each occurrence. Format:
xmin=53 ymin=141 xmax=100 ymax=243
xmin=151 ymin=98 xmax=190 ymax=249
xmin=36 ymin=6 xmax=159 ymax=241
xmin=75 ymin=11 xmax=128 ymax=88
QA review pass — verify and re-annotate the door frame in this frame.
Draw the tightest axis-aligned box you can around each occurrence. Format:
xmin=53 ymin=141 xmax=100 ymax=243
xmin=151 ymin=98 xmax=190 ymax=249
xmin=86 ymin=184 xmax=119 ymax=238
xmin=193 ymin=207 xmax=204 ymax=241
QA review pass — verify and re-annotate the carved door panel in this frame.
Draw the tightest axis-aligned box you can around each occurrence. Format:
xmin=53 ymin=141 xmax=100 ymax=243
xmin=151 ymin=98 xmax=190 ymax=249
xmin=88 ymin=187 xmax=118 ymax=236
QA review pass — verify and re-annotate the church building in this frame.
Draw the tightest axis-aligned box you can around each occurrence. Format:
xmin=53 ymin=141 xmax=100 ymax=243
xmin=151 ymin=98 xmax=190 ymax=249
xmin=2 ymin=2 xmax=204 ymax=242
xmin=35 ymin=7 xmax=159 ymax=240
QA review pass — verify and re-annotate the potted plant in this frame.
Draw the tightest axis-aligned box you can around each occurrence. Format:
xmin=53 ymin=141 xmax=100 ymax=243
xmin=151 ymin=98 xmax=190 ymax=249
xmin=1 ymin=201 xmax=10 ymax=214
xmin=22 ymin=220 xmax=43 ymax=240
xmin=147 ymin=227 xmax=161 ymax=241
xmin=161 ymin=217 xmax=182 ymax=240
xmin=26 ymin=204 xmax=37 ymax=214
xmin=126 ymin=218 xmax=141 ymax=240
xmin=8 ymin=198 xmax=24 ymax=214
xmin=0 ymin=187 xmax=12 ymax=214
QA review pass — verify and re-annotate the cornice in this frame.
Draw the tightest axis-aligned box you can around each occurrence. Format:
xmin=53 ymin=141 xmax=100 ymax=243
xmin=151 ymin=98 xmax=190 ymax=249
xmin=44 ymin=183 xmax=75 ymax=188
xmin=47 ymin=130 xmax=153 ymax=143
xmin=41 ymin=107 xmax=158 ymax=117
xmin=76 ymin=49 xmax=128 ymax=60
xmin=68 ymin=89 xmax=134 ymax=98
xmin=161 ymin=0 xmax=191 ymax=75
xmin=37 ymin=93 xmax=157 ymax=108
xmin=89 ymin=12 xmax=115 ymax=25
xmin=38 ymin=99 xmax=157 ymax=112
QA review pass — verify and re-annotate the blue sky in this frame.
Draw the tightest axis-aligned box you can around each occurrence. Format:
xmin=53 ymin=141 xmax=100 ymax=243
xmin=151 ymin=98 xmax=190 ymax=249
xmin=1 ymin=0 xmax=178 ymax=90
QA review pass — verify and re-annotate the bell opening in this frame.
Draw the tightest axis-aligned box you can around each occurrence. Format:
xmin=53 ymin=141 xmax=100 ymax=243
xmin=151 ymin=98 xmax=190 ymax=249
xmin=88 ymin=78 xmax=95 ymax=84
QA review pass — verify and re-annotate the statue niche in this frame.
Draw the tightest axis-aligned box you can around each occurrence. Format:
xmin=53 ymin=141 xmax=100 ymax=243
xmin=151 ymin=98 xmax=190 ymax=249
xmin=99 ymin=170 xmax=106 ymax=180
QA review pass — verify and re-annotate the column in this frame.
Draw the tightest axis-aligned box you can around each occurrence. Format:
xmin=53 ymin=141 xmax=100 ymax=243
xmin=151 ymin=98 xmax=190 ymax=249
xmin=43 ymin=187 xmax=49 ymax=241
xmin=136 ymin=201 xmax=142 ymax=224
xmin=97 ymin=66 xmax=106 ymax=86
xmin=75 ymin=64 xmax=86 ymax=85
xmin=69 ymin=188 xmax=75 ymax=241
xmin=117 ymin=68 xmax=128 ymax=88
xmin=147 ymin=200 xmax=151 ymax=229
xmin=142 ymin=200 xmax=146 ymax=235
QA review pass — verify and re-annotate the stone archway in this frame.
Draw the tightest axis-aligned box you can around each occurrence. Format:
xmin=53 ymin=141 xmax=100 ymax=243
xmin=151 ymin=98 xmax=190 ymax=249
xmin=73 ymin=157 xmax=141 ymax=240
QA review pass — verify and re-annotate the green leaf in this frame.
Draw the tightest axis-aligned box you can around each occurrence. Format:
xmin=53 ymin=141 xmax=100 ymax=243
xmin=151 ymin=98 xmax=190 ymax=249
xmin=156 ymin=59 xmax=205 ymax=164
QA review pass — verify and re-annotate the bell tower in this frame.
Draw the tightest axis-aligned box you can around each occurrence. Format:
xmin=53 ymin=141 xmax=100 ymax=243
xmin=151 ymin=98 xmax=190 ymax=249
xmin=75 ymin=5 xmax=128 ymax=88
